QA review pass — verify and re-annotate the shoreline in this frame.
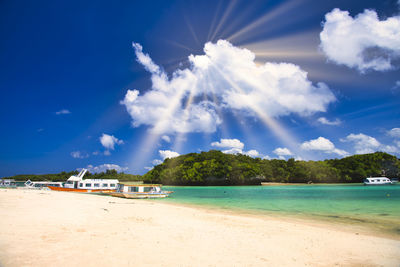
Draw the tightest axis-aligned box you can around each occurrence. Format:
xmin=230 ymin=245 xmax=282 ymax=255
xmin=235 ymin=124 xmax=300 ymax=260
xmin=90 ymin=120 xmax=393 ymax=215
xmin=1 ymin=188 xmax=399 ymax=266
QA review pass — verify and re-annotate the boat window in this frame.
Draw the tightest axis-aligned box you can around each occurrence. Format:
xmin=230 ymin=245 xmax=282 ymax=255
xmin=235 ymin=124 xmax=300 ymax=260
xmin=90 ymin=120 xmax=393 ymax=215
xmin=79 ymin=183 xmax=83 ymax=187
xmin=94 ymin=183 xmax=100 ymax=187
xmin=143 ymin=187 xmax=151 ymax=192
xmin=377 ymin=179 xmax=380 ymax=182
xmin=110 ymin=184 xmax=116 ymax=187
xmin=85 ymin=183 xmax=91 ymax=187
xmin=102 ymin=184 xmax=108 ymax=187
xmin=129 ymin=187 xmax=139 ymax=192
xmin=66 ymin=181 xmax=73 ymax=184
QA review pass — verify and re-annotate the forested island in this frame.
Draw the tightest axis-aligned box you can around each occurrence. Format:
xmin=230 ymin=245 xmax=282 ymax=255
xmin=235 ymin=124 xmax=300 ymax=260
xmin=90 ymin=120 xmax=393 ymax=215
xmin=3 ymin=151 xmax=399 ymax=186
xmin=143 ymin=151 xmax=400 ymax=185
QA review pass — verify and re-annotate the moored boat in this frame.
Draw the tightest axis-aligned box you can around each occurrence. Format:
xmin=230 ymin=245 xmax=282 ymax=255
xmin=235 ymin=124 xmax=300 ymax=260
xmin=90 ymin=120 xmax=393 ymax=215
xmin=24 ymin=180 xmax=64 ymax=189
xmin=363 ymin=177 xmax=394 ymax=185
xmin=48 ymin=169 xmax=119 ymax=193
xmin=109 ymin=184 xmax=172 ymax=199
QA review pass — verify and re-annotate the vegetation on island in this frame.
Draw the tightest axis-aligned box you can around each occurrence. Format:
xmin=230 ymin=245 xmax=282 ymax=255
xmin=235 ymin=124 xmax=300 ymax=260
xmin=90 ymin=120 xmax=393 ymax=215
xmin=3 ymin=151 xmax=399 ymax=186
xmin=143 ymin=151 xmax=400 ymax=185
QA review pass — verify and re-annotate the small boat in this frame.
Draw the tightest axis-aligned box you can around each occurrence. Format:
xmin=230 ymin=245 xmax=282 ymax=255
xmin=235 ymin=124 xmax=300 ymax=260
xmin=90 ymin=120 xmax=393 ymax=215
xmin=363 ymin=177 xmax=393 ymax=185
xmin=48 ymin=169 xmax=119 ymax=193
xmin=24 ymin=180 xmax=64 ymax=189
xmin=109 ymin=184 xmax=172 ymax=199
xmin=0 ymin=179 xmax=16 ymax=188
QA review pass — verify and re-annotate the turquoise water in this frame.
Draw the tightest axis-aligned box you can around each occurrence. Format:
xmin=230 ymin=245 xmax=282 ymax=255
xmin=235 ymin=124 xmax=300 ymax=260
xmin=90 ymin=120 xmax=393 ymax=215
xmin=161 ymin=184 xmax=400 ymax=234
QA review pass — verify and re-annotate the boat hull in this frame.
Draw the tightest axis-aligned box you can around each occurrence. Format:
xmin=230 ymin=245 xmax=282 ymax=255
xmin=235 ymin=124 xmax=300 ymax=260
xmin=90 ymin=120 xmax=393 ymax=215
xmin=47 ymin=186 xmax=116 ymax=193
xmin=109 ymin=192 xmax=169 ymax=199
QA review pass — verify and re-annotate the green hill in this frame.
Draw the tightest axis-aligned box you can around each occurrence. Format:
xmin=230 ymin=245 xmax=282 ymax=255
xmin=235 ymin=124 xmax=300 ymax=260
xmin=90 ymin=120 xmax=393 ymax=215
xmin=143 ymin=151 xmax=400 ymax=185
xmin=3 ymin=151 xmax=399 ymax=186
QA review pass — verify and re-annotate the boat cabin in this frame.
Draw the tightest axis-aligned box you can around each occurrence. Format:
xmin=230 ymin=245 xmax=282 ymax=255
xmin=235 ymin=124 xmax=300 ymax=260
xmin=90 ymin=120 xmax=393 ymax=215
xmin=363 ymin=177 xmax=392 ymax=185
xmin=116 ymin=184 xmax=162 ymax=193
xmin=24 ymin=180 xmax=64 ymax=188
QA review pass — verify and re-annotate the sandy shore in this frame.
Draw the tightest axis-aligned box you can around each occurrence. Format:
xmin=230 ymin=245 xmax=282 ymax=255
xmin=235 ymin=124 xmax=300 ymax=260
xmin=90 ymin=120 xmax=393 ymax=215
xmin=0 ymin=189 xmax=399 ymax=267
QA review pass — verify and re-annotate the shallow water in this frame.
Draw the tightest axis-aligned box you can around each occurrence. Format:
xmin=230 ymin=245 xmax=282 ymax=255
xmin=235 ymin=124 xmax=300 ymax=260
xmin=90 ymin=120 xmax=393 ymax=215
xmin=161 ymin=184 xmax=400 ymax=235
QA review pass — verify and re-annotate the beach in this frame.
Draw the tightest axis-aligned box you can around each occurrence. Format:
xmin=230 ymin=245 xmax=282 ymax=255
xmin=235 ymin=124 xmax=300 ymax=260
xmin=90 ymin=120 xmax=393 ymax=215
xmin=0 ymin=189 xmax=399 ymax=267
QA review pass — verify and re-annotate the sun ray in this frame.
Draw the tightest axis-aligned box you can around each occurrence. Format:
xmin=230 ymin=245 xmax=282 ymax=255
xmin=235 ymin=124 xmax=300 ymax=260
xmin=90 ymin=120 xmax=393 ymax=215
xmin=226 ymin=0 xmax=309 ymax=44
xmin=210 ymin=0 xmax=239 ymax=42
xmin=207 ymin=0 xmax=224 ymax=41
xmin=209 ymin=64 xmax=303 ymax=157
xmin=184 ymin=15 xmax=201 ymax=46
xmin=164 ymin=39 xmax=196 ymax=53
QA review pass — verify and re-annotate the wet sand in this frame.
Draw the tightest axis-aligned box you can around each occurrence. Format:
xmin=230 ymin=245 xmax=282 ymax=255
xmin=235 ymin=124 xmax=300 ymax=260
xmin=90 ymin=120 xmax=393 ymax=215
xmin=0 ymin=188 xmax=399 ymax=266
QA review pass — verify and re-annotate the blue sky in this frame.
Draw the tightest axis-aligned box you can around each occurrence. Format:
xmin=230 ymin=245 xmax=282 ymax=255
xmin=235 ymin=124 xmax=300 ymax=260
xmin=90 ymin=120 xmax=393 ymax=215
xmin=1 ymin=0 xmax=399 ymax=176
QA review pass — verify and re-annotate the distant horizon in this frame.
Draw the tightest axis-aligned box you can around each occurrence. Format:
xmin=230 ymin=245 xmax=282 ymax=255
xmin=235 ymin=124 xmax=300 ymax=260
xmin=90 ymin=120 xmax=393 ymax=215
xmin=1 ymin=0 xmax=399 ymax=177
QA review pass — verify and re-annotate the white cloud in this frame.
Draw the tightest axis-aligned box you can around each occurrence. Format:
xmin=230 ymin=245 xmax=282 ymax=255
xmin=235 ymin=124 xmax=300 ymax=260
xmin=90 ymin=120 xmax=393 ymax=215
xmin=161 ymin=135 xmax=171 ymax=143
xmin=244 ymin=149 xmax=261 ymax=158
xmin=211 ymin=138 xmax=244 ymax=149
xmin=56 ymin=109 xmax=71 ymax=115
xmin=144 ymin=166 xmax=154 ymax=171
xmin=317 ymin=117 xmax=341 ymax=126
xmin=395 ymin=140 xmax=400 ymax=148
xmin=100 ymin=134 xmax=124 ymax=150
xmin=273 ymin=147 xmax=293 ymax=157
xmin=210 ymin=138 xmax=261 ymax=157
xmin=70 ymin=151 xmax=89 ymax=159
xmin=301 ymin=137 xmax=348 ymax=156
xmin=388 ymin=128 xmax=400 ymax=138
xmin=152 ymin=159 xmax=163 ymax=165
xmin=86 ymin=164 xmax=128 ymax=173
xmin=122 ymin=40 xmax=335 ymax=134
xmin=320 ymin=8 xmax=400 ymax=72
xmin=159 ymin=150 xmax=180 ymax=160
xmin=221 ymin=147 xmax=243 ymax=155
xmin=342 ymin=133 xmax=398 ymax=154
xmin=392 ymin=81 xmax=400 ymax=94
xmin=341 ymin=133 xmax=380 ymax=154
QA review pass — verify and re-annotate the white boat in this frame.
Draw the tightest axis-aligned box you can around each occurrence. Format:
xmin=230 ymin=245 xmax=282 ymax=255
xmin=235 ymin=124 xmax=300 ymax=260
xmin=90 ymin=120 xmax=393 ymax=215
xmin=24 ymin=180 xmax=64 ymax=189
xmin=47 ymin=169 xmax=119 ymax=193
xmin=109 ymin=184 xmax=172 ymax=199
xmin=363 ymin=177 xmax=393 ymax=185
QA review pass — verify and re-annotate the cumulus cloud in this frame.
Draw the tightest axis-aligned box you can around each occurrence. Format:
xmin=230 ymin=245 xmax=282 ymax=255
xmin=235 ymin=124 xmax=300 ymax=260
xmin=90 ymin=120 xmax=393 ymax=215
xmin=210 ymin=138 xmax=261 ymax=158
xmin=159 ymin=150 xmax=180 ymax=160
xmin=161 ymin=135 xmax=171 ymax=143
xmin=301 ymin=137 xmax=348 ymax=156
xmin=56 ymin=109 xmax=71 ymax=115
xmin=100 ymin=134 xmax=124 ymax=150
xmin=342 ymin=133 xmax=398 ymax=154
xmin=392 ymin=81 xmax=400 ymax=94
xmin=273 ymin=147 xmax=293 ymax=157
xmin=388 ymin=128 xmax=400 ymax=138
xmin=211 ymin=138 xmax=244 ymax=150
xmin=86 ymin=164 xmax=128 ymax=173
xmin=317 ymin=117 xmax=341 ymax=126
xmin=70 ymin=151 xmax=89 ymax=159
xmin=320 ymin=8 xmax=400 ymax=72
xmin=152 ymin=159 xmax=163 ymax=165
xmin=122 ymin=40 xmax=336 ymax=134
xmin=243 ymin=149 xmax=261 ymax=157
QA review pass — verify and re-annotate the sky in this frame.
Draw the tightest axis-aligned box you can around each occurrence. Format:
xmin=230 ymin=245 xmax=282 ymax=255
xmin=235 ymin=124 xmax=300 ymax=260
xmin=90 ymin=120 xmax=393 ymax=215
xmin=1 ymin=0 xmax=400 ymax=176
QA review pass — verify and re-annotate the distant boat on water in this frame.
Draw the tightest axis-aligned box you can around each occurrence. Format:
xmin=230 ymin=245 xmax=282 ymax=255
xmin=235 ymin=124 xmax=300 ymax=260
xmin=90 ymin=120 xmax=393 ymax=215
xmin=48 ymin=169 xmax=119 ymax=193
xmin=109 ymin=184 xmax=172 ymax=199
xmin=363 ymin=177 xmax=397 ymax=185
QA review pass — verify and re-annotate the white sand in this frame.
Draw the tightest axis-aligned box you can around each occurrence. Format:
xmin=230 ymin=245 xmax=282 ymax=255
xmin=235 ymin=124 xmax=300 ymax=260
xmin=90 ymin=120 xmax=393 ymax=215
xmin=0 ymin=188 xmax=399 ymax=267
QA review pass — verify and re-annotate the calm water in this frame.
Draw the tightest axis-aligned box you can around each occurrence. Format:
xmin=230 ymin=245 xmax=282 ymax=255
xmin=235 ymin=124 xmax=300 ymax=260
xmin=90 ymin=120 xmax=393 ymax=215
xmin=161 ymin=184 xmax=400 ymax=234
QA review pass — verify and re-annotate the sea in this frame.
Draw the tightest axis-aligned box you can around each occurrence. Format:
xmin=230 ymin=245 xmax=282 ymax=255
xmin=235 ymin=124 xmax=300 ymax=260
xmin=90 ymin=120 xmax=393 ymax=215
xmin=161 ymin=184 xmax=400 ymax=236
